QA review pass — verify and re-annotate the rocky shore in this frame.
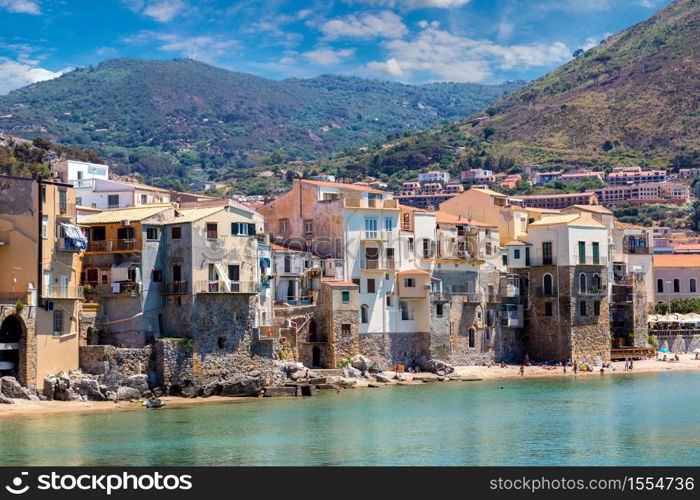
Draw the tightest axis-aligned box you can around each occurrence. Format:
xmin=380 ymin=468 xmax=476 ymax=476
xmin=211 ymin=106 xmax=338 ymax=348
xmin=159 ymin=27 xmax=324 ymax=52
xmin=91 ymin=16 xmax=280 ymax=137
xmin=3 ymin=354 xmax=700 ymax=420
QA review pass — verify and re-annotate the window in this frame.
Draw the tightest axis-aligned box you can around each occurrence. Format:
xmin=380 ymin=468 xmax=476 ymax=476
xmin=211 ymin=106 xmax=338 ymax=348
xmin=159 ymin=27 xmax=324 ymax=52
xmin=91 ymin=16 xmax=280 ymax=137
xmin=341 ymin=324 xmax=351 ymax=336
xmin=400 ymin=301 xmax=414 ymax=320
xmin=279 ymin=218 xmax=289 ymax=233
xmin=367 ymin=278 xmax=376 ymax=294
xmin=284 ymin=256 xmax=291 ymax=273
xmin=386 ymin=293 xmax=393 ymax=307
xmin=436 ymin=303 xmax=444 ymax=317
xmin=579 ymin=273 xmax=587 ymax=294
xmin=352 ymin=278 xmax=361 ymax=293
xmin=171 ymin=226 xmax=181 ymax=239
xmin=41 ymin=215 xmax=48 ymax=239
xmin=141 ymin=194 xmax=148 ymax=204
xmin=53 ymin=310 xmax=64 ymax=335
xmin=403 ymin=278 xmax=416 ymax=287
xmin=172 ymin=265 xmax=182 ymax=282
xmin=592 ymin=242 xmax=600 ymax=264
xmin=152 ymin=269 xmax=163 ymax=282
xmin=76 ymin=197 xmax=82 ymax=206
xmin=384 ymin=218 xmax=393 ymax=232
xmin=580 ymin=301 xmax=587 ymax=317
xmin=592 ymin=274 xmax=601 ymax=291
xmin=206 ymin=223 xmax=218 ymax=239
xmin=231 ymin=222 xmax=256 ymax=236
xmin=228 ymin=265 xmax=240 ymax=282
xmin=408 ymin=237 xmax=414 ymax=253
xmin=364 ymin=218 xmax=378 ymax=239
xmin=657 ymin=279 xmax=664 ymax=293
xmin=304 ymin=220 xmax=313 ymax=235
xmin=674 ymin=279 xmax=680 ymax=293
xmin=360 ymin=305 xmax=369 ymax=324
xmin=485 ymin=242 xmax=492 ymax=256
xmin=502 ymin=255 xmax=508 ymax=266
xmin=514 ymin=249 xmax=520 ymax=259
xmin=578 ymin=241 xmax=586 ymax=264
xmin=544 ymin=302 xmax=553 ymax=316
xmin=58 ymin=188 xmax=67 ymax=214
xmin=146 ymin=227 xmax=158 ymax=240
xmin=341 ymin=291 xmax=350 ymax=304
xmin=422 ymin=239 xmax=430 ymax=258
xmin=468 ymin=328 xmax=475 ymax=348
xmin=691 ymin=279 xmax=697 ymax=294
xmin=542 ymin=242 xmax=552 ymax=265
xmin=107 ymin=194 xmax=119 ymax=208
xmin=543 ymin=274 xmax=553 ymax=295
xmin=594 ymin=300 xmax=601 ymax=316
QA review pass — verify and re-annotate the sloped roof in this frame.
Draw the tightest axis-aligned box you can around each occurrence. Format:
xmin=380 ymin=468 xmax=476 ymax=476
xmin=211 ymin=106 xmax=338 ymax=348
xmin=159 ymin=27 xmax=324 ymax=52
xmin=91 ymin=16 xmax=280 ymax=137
xmin=528 ymin=212 xmax=605 ymax=229
xmin=470 ymin=187 xmax=508 ymax=198
xmin=433 ymin=211 xmax=497 ymax=228
xmin=569 ymin=204 xmax=613 ymax=215
xmin=300 ymin=179 xmax=382 ymax=194
xmin=155 ymin=206 xmax=225 ymax=225
xmin=397 ymin=268 xmax=430 ymax=275
xmin=324 ymin=281 xmax=359 ymax=287
xmin=654 ymin=254 xmax=700 ymax=268
xmin=505 ymin=240 xmax=531 ymax=246
xmin=80 ymin=204 xmax=173 ymax=224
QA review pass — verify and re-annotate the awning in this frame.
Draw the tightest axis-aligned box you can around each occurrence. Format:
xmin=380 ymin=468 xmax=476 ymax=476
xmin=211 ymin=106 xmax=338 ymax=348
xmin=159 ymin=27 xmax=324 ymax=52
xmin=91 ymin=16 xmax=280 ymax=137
xmin=60 ymin=222 xmax=88 ymax=249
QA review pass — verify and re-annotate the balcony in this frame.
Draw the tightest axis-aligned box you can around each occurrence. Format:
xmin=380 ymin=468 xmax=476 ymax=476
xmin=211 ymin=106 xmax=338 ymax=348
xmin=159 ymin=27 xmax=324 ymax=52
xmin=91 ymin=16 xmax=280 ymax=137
xmin=87 ymin=239 xmax=138 ymax=253
xmin=361 ymin=230 xmax=391 ymax=242
xmin=579 ymin=286 xmax=607 ymax=296
xmin=344 ymin=198 xmax=398 ymax=210
xmin=57 ymin=202 xmax=76 ymax=217
xmin=573 ymin=255 xmax=608 ymax=266
xmin=161 ymin=281 xmax=188 ymax=295
xmin=194 ymin=280 xmax=259 ymax=294
xmin=86 ymin=282 xmax=141 ymax=296
xmin=55 ymin=238 xmax=83 ymax=252
xmin=0 ymin=292 xmax=25 ymax=305
xmin=360 ymin=258 xmax=396 ymax=271
xmin=44 ymin=285 xmax=84 ymax=299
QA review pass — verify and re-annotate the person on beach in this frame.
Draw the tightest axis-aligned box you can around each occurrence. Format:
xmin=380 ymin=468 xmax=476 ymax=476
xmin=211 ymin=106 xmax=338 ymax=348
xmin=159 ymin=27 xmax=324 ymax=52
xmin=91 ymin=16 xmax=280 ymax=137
xmin=600 ymin=368 xmax=604 ymax=375
xmin=573 ymin=364 xmax=578 ymax=375
xmin=563 ymin=365 xmax=567 ymax=374
xmin=519 ymin=365 xmax=525 ymax=376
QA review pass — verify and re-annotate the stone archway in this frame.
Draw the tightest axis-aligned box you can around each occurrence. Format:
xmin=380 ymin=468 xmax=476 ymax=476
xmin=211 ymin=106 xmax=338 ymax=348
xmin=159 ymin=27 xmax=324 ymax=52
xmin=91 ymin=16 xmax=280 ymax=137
xmin=0 ymin=313 xmax=28 ymax=385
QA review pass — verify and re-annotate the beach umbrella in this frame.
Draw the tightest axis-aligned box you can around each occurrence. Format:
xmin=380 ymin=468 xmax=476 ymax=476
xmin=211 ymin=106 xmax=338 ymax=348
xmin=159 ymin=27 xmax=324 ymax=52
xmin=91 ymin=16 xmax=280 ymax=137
xmin=693 ymin=349 xmax=700 ymax=354
xmin=658 ymin=347 xmax=671 ymax=354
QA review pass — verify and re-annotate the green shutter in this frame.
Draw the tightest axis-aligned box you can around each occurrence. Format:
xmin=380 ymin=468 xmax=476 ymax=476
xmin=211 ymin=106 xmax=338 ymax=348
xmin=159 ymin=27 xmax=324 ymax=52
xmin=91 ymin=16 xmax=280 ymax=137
xmin=248 ymin=223 xmax=256 ymax=235
xmin=231 ymin=222 xmax=239 ymax=235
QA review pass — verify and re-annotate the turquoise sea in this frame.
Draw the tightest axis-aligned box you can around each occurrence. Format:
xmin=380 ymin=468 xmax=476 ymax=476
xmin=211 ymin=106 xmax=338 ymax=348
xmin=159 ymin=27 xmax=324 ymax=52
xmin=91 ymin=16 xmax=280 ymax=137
xmin=1 ymin=371 xmax=698 ymax=466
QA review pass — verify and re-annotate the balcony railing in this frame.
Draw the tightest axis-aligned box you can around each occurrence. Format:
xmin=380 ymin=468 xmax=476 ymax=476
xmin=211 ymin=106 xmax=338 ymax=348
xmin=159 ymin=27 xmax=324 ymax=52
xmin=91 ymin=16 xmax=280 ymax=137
xmin=0 ymin=292 xmax=26 ymax=304
xmin=194 ymin=280 xmax=259 ymax=294
xmin=44 ymin=285 xmax=84 ymax=299
xmin=579 ymin=286 xmax=607 ymax=296
xmin=87 ymin=239 xmax=138 ymax=252
xmin=55 ymin=238 xmax=83 ymax=252
xmin=161 ymin=281 xmax=188 ymax=295
xmin=85 ymin=282 xmax=141 ymax=296
xmin=361 ymin=230 xmax=391 ymax=241
xmin=573 ymin=255 xmax=608 ymax=266
xmin=360 ymin=258 xmax=396 ymax=271
xmin=344 ymin=198 xmax=398 ymax=209
xmin=430 ymin=291 xmax=482 ymax=302
xmin=58 ymin=202 xmax=76 ymax=217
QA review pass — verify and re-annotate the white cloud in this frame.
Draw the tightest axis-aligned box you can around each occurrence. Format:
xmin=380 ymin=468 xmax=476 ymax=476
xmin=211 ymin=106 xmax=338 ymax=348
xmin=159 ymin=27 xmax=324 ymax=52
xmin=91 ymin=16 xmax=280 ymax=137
xmin=364 ymin=22 xmax=571 ymax=82
xmin=0 ymin=0 xmax=40 ymax=14
xmin=302 ymin=47 xmax=356 ymax=66
xmin=0 ymin=59 xmax=67 ymax=95
xmin=536 ymin=0 xmax=613 ymax=12
xmin=125 ymin=31 xmax=239 ymax=64
xmin=122 ymin=0 xmax=187 ymax=22
xmin=320 ymin=10 xmax=408 ymax=40
xmin=345 ymin=0 xmax=471 ymax=9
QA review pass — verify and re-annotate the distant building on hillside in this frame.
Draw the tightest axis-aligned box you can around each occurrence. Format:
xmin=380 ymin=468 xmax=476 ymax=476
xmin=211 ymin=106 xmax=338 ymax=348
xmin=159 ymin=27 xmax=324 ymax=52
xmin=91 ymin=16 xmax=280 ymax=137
xmin=607 ymin=167 xmax=666 ymax=186
xmin=51 ymin=159 xmax=110 ymax=184
xmin=418 ymin=171 xmax=450 ymax=185
xmin=512 ymin=192 xmax=599 ymax=210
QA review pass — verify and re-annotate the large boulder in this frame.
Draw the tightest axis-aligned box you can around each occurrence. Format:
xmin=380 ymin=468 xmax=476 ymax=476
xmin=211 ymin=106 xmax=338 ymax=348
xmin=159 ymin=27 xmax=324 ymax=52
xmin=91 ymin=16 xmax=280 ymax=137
xmin=342 ymin=366 xmax=364 ymax=378
xmin=0 ymin=376 xmax=29 ymax=399
xmin=115 ymin=386 xmax=141 ymax=401
xmin=421 ymin=359 xmax=454 ymax=375
xmin=75 ymin=379 xmax=106 ymax=401
xmin=122 ymin=374 xmax=149 ymax=395
xmin=0 ymin=392 xmax=14 ymax=404
xmin=43 ymin=376 xmax=57 ymax=401
xmin=350 ymin=354 xmax=372 ymax=372
xmin=218 ymin=377 xmax=263 ymax=397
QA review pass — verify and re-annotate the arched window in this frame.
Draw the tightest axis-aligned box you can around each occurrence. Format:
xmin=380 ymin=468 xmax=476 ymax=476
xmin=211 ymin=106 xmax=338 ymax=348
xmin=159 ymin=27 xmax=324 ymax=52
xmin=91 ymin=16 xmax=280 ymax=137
xmin=657 ymin=279 xmax=664 ymax=293
xmin=360 ymin=305 xmax=369 ymax=324
xmin=579 ymin=273 xmax=587 ymax=294
xmin=543 ymin=273 xmax=553 ymax=295
xmin=592 ymin=274 xmax=601 ymax=291
xmin=673 ymin=278 xmax=680 ymax=293
xmin=691 ymin=279 xmax=697 ymax=294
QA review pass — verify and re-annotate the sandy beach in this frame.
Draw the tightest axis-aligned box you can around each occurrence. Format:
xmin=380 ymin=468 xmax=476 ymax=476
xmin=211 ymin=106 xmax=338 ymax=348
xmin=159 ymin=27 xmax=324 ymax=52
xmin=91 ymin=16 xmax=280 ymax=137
xmin=2 ymin=354 xmax=700 ymax=421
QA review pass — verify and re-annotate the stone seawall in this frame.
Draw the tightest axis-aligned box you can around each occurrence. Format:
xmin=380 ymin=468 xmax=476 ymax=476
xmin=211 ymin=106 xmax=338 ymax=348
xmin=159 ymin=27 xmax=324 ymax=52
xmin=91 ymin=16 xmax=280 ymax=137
xmin=78 ymin=345 xmax=153 ymax=390
xmin=654 ymin=334 xmax=700 ymax=353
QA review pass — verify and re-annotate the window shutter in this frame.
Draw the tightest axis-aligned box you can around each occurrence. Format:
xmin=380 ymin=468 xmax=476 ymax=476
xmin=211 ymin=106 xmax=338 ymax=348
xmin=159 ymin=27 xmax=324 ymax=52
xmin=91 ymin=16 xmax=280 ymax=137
xmin=248 ymin=223 xmax=256 ymax=235
xmin=231 ymin=222 xmax=239 ymax=235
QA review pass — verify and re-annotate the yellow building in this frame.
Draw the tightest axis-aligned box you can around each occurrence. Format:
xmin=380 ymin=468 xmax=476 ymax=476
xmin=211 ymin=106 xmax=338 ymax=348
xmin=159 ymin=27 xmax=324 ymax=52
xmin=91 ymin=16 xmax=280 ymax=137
xmin=0 ymin=176 xmax=85 ymax=388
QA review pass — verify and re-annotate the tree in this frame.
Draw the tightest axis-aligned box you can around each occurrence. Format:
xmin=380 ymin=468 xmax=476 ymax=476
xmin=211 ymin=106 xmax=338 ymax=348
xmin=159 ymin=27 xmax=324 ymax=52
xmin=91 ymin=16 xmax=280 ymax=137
xmin=573 ymin=48 xmax=585 ymax=58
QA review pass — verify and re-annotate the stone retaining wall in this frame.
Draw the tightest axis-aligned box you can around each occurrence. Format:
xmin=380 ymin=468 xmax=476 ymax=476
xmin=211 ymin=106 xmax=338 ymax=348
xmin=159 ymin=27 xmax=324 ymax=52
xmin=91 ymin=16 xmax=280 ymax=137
xmin=78 ymin=345 xmax=152 ymax=390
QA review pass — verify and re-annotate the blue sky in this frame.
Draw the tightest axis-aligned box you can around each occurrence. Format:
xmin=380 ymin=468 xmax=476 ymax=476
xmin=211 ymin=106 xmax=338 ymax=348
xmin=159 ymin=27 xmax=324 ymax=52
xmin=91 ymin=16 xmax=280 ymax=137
xmin=0 ymin=0 xmax=673 ymax=94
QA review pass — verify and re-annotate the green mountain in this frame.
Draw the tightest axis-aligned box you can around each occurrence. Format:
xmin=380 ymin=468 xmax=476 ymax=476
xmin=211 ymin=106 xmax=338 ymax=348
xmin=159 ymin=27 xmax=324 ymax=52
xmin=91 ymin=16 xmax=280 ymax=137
xmin=0 ymin=58 xmax=521 ymax=187
xmin=318 ymin=0 xmax=700 ymax=189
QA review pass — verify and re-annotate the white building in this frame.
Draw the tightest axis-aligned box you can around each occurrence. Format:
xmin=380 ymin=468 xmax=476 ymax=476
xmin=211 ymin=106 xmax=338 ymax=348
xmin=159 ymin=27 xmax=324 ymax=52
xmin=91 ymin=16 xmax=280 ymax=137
xmin=74 ymin=178 xmax=172 ymax=209
xmin=52 ymin=159 xmax=109 ymax=184
xmin=418 ymin=171 xmax=450 ymax=185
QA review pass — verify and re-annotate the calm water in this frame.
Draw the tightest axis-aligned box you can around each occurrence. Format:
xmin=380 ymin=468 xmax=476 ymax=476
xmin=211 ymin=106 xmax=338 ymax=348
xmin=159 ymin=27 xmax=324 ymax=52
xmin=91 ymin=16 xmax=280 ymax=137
xmin=1 ymin=371 xmax=699 ymax=466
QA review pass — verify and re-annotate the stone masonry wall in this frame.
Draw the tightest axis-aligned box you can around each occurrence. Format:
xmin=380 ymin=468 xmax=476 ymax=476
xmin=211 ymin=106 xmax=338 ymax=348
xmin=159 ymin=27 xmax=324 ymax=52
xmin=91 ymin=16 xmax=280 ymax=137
xmin=79 ymin=345 xmax=152 ymax=390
